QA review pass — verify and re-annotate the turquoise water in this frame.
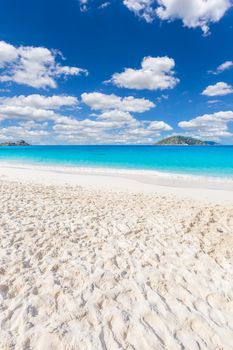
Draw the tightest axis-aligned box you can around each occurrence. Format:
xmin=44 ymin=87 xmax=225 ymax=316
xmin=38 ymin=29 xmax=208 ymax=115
xmin=0 ymin=145 xmax=233 ymax=178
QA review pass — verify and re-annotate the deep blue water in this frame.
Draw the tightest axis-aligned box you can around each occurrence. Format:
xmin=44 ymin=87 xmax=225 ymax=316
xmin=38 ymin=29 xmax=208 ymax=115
xmin=0 ymin=145 xmax=233 ymax=178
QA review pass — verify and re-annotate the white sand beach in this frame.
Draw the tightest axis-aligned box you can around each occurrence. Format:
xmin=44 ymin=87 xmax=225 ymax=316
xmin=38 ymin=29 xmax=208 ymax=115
xmin=0 ymin=164 xmax=233 ymax=349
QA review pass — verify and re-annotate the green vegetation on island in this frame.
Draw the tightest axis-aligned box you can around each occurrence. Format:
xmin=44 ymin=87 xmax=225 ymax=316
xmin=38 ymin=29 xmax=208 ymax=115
xmin=155 ymin=136 xmax=218 ymax=146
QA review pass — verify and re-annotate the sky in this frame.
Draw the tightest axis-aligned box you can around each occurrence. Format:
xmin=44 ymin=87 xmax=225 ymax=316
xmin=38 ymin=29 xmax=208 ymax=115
xmin=0 ymin=0 xmax=233 ymax=144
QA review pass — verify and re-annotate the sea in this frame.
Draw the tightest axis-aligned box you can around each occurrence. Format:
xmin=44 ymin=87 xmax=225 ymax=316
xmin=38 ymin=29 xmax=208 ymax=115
xmin=0 ymin=145 xmax=233 ymax=179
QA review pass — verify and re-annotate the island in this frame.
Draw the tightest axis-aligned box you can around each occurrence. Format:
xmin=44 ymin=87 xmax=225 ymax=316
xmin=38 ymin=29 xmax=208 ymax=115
xmin=0 ymin=140 xmax=30 ymax=146
xmin=155 ymin=136 xmax=218 ymax=146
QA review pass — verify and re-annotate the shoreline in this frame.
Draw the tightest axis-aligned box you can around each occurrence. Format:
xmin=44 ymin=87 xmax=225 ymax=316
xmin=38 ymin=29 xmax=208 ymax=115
xmin=0 ymin=161 xmax=233 ymax=204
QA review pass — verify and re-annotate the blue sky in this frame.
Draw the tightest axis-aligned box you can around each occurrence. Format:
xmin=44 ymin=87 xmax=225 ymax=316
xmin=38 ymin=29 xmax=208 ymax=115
xmin=0 ymin=0 xmax=233 ymax=144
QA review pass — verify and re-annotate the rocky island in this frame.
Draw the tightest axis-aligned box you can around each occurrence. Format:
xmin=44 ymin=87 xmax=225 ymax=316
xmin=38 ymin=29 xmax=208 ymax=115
xmin=0 ymin=140 xmax=30 ymax=146
xmin=155 ymin=136 xmax=218 ymax=146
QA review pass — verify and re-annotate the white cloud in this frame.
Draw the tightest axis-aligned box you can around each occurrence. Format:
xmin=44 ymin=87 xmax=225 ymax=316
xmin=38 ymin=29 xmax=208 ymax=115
xmin=0 ymin=93 xmax=78 ymax=144
xmin=210 ymin=60 xmax=233 ymax=74
xmin=207 ymin=99 xmax=221 ymax=105
xmin=0 ymin=41 xmax=18 ymax=67
xmin=19 ymin=120 xmax=48 ymax=129
xmin=217 ymin=61 xmax=233 ymax=72
xmin=0 ymin=105 xmax=61 ymax=122
xmin=123 ymin=0 xmax=232 ymax=34
xmin=53 ymin=116 xmax=172 ymax=144
xmin=81 ymin=92 xmax=155 ymax=112
xmin=179 ymin=111 xmax=233 ymax=140
xmin=109 ymin=56 xmax=179 ymax=90
xmin=79 ymin=0 xmax=232 ymax=33
xmin=54 ymin=91 xmax=171 ymax=144
xmin=123 ymin=0 xmax=156 ymax=22
xmin=155 ymin=0 xmax=232 ymax=34
xmin=98 ymin=2 xmax=111 ymax=9
xmin=0 ymin=122 xmax=50 ymax=144
xmin=55 ymin=65 xmax=86 ymax=76
xmin=0 ymin=94 xmax=78 ymax=110
xmin=0 ymin=94 xmax=78 ymax=122
xmin=97 ymin=109 xmax=137 ymax=123
xmin=0 ymin=92 xmax=172 ymax=144
xmin=202 ymin=82 xmax=233 ymax=96
xmin=148 ymin=120 xmax=172 ymax=131
xmin=0 ymin=40 xmax=88 ymax=89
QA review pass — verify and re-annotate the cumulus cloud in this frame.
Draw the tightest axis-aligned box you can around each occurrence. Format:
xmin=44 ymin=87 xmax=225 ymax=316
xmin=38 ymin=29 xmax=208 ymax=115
xmin=97 ymin=109 xmax=137 ymax=123
xmin=0 ymin=93 xmax=78 ymax=144
xmin=53 ymin=116 xmax=172 ymax=144
xmin=122 ymin=0 xmax=232 ymax=34
xmin=0 ymin=105 xmax=60 ymax=122
xmin=0 ymin=40 xmax=88 ymax=89
xmin=0 ymin=126 xmax=49 ymax=142
xmin=0 ymin=92 xmax=172 ymax=144
xmin=81 ymin=92 xmax=155 ymax=112
xmin=0 ymin=41 xmax=18 ymax=67
xmin=155 ymin=0 xmax=232 ymax=34
xmin=179 ymin=111 xmax=233 ymax=140
xmin=0 ymin=120 xmax=50 ymax=144
xmin=54 ymin=90 xmax=171 ymax=144
xmin=66 ymin=90 xmax=171 ymax=143
xmin=148 ymin=120 xmax=172 ymax=131
xmin=0 ymin=94 xmax=78 ymax=122
xmin=202 ymin=82 xmax=233 ymax=96
xmin=109 ymin=56 xmax=179 ymax=90
xmin=0 ymin=94 xmax=78 ymax=110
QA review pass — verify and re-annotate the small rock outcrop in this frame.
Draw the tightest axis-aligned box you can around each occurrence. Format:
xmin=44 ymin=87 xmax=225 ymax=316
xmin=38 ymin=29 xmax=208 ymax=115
xmin=0 ymin=140 xmax=30 ymax=146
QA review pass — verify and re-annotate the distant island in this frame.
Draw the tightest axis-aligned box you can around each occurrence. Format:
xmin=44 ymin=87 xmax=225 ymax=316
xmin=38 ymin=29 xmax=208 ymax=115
xmin=155 ymin=136 xmax=218 ymax=146
xmin=0 ymin=140 xmax=30 ymax=147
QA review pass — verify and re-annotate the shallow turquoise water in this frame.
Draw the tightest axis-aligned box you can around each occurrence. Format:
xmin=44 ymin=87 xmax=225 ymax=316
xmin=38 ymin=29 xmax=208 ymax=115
xmin=0 ymin=145 xmax=233 ymax=178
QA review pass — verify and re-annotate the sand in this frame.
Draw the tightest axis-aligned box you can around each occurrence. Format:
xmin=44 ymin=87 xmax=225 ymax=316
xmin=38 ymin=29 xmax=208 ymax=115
xmin=0 ymin=165 xmax=233 ymax=349
xmin=1 ymin=162 xmax=233 ymax=204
